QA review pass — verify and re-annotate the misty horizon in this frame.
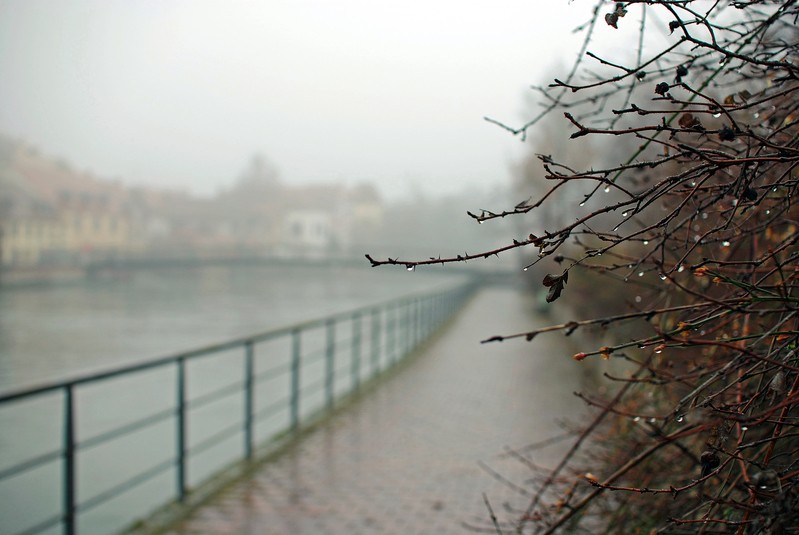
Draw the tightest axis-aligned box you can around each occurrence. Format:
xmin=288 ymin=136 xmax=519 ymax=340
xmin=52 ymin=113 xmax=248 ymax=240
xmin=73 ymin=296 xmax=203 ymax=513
xmin=0 ymin=1 xmax=608 ymax=201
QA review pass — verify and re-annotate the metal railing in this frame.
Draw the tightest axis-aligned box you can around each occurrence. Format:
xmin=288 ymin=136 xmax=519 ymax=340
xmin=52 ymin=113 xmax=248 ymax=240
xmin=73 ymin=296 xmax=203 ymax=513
xmin=0 ymin=280 xmax=476 ymax=535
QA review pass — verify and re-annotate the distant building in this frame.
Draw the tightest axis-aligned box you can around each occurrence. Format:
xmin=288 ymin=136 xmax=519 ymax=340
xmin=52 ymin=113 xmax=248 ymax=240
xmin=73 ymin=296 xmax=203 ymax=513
xmin=0 ymin=138 xmax=385 ymax=268
xmin=282 ymin=209 xmax=333 ymax=258
xmin=277 ymin=182 xmax=383 ymax=257
xmin=0 ymin=138 xmax=139 ymax=267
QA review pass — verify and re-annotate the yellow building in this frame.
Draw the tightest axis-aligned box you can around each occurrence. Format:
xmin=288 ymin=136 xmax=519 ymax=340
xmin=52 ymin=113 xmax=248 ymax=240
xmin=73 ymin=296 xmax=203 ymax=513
xmin=0 ymin=142 xmax=138 ymax=268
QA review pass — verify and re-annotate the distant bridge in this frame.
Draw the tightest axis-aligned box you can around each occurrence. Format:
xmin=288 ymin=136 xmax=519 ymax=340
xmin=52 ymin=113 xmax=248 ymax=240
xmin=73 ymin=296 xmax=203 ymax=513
xmin=84 ymin=252 xmax=519 ymax=284
xmin=0 ymin=249 xmax=518 ymax=288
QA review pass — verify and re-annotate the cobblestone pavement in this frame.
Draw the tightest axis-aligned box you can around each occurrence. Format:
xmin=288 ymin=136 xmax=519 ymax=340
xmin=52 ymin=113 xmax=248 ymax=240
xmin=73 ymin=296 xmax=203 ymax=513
xmin=167 ymin=286 xmax=589 ymax=535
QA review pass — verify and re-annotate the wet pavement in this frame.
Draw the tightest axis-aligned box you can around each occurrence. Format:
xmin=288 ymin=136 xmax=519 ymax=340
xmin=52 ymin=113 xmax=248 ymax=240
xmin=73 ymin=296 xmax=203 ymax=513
xmin=166 ymin=286 xmax=588 ymax=534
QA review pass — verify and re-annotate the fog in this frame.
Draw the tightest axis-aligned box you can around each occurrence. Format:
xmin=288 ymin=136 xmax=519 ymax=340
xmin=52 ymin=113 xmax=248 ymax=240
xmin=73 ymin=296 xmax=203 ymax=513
xmin=0 ymin=0 xmax=596 ymax=199
xmin=0 ymin=4 xmax=623 ymax=533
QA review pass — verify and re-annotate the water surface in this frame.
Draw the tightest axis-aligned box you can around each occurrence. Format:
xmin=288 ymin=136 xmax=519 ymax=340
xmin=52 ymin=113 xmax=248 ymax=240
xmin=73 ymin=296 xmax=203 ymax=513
xmin=0 ymin=264 xmax=459 ymax=390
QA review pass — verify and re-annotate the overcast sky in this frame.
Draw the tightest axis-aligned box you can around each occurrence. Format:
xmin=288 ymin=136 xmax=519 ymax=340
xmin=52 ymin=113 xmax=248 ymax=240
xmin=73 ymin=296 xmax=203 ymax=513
xmin=0 ymin=1 xmax=614 ymax=199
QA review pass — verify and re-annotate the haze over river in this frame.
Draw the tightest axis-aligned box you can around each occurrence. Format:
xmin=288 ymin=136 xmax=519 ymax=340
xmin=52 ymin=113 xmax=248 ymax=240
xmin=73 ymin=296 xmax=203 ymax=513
xmin=0 ymin=264 xmax=462 ymax=391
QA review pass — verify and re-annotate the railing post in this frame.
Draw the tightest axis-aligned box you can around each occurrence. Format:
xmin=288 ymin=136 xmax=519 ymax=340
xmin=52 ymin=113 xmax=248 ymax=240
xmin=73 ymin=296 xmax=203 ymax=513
xmin=403 ymin=300 xmax=410 ymax=357
xmin=351 ymin=312 xmax=361 ymax=390
xmin=63 ymin=385 xmax=76 ymax=535
xmin=412 ymin=299 xmax=418 ymax=348
xmin=325 ymin=319 xmax=335 ymax=409
xmin=427 ymin=296 xmax=433 ymax=334
xmin=432 ymin=294 xmax=439 ymax=329
xmin=428 ymin=296 xmax=433 ymax=334
xmin=421 ymin=297 xmax=428 ymax=338
xmin=176 ymin=358 xmax=187 ymax=502
xmin=387 ymin=304 xmax=396 ymax=366
xmin=422 ymin=297 xmax=428 ymax=339
xmin=412 ymin=298 xmax=419 ymax=348
xmin=290 ymin=329 xmax=301 ymax=431
xmin=243 ymin=341 xmax=254 ymax=460
xmin=370 ymin=308 xmax=381 ymax=376
xmin=422 ymin=297 xmax=428 ymax=338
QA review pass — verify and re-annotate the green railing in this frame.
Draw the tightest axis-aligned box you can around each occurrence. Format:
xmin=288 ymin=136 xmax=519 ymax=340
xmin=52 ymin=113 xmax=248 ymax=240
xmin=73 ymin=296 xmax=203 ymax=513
xmin=0 ymin=280 xmax=476 ymax=535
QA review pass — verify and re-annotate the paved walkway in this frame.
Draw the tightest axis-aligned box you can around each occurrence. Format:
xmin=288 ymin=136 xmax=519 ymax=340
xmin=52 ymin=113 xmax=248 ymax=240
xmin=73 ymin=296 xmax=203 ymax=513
xmin=166 ymin=286 xmax=589 ymax=535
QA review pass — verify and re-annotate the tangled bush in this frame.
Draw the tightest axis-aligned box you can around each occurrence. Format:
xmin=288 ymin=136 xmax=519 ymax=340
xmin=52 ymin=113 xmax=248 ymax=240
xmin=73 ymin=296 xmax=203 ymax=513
xmin=370 ymin=1 xmax=799 ymax=533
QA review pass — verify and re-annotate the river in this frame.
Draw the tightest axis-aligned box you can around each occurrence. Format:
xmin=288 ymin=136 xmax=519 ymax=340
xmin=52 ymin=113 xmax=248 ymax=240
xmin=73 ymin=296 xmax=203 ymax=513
xmin=0 ymin=264 xmax=462 ymax=391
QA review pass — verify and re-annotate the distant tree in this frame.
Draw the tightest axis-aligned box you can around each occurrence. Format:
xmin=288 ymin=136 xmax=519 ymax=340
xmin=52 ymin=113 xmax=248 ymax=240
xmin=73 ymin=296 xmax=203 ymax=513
xmin=222 ymin=153 xmax=282 ymax=213
xmin=236 ymin=153 xmax=281 ymax=190
xmin=369 ymin=2 xmax=799 ymax=532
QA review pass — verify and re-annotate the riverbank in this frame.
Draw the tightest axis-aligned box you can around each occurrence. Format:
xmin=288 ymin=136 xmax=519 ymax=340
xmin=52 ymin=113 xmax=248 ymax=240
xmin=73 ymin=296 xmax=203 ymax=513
xmin=0 ymin=265 xmax=88 ymax=287
xmin=0 ymin=255 xmax=366 ymax=289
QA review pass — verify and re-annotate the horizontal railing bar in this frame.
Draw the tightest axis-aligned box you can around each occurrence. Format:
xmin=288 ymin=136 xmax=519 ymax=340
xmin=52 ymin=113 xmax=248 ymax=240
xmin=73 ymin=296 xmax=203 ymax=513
xmin=187 ymin=421 xmax=242 ymax=458
xmin=77 ymin=457 xmax=175 ymax=515
xmin=0 ymin=282 xmax=467 ymax=404
xmin=0 ymin=342 xmax=243 ymax=404
xmin=253 ymin=395 xmax=292 ymax=422
xmin=254 ymin=361 xmax=291 ymax=383
xmin=334 ymin=336 xmax=359 ymax=349
xmin=300 ymin=377 xmax=326 ymax=398
xmin=13 ymin=511 xmax=62 ymax=535
xmin=298 ymin=348 xmax=327 ymax=366
xmin=78 ymin=407 xmax=175 ymax=451
xmin=0 ymin=448 xmax=61 ymax=482
xmin=330 ymin=343 xmax=354 ymax=359
xmin=187 ymin=379 xmax=244 ymax=411
xmin=333 ymin=361 xmax=352 ymax=381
